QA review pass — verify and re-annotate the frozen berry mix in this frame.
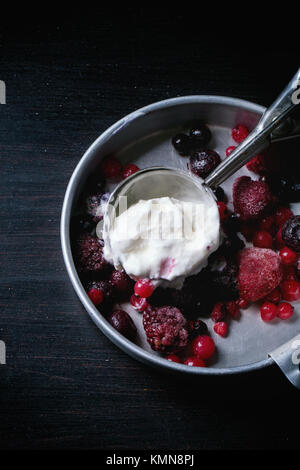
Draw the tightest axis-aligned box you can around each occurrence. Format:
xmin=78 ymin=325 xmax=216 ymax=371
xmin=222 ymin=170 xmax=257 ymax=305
xmin=70 ymin=119 xmax=299 ymax=370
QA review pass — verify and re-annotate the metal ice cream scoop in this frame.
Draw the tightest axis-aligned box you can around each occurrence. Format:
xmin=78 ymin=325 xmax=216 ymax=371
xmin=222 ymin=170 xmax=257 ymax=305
xmin=204 ymin=67 xmax=300 ymax=189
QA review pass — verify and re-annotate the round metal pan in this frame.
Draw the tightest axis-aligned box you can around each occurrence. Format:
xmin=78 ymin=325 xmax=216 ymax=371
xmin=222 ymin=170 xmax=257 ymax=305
xmin=61 ymin=96 xmax=300 ymax=375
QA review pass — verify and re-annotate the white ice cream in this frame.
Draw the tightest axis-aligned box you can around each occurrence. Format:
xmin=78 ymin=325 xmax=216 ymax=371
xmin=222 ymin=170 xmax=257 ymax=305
xmin=104 ymin=195 xmax=220 ymax=288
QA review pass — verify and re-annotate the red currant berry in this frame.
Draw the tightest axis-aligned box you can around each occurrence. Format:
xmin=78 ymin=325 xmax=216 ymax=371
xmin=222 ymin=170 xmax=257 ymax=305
xmin=130 ymin=294 xmax=149 ymax=312
xmin=237 ymin=298 xmax=249 ymax=309
xmin=123 ymin=164 xmax=140 ymax=180
xmin=213 ymin=322 xmax=228 ymax=337
xmin=225 ymin=145 xmax=236 ymax=157
xmin=260 ymin=302 xmax=277 ymax=322
xmin=100 ymin=156 xmax=123 ymax=181
xmin=165 ymin=354 xmax=181 ymax=363
xmin=280 ymin=280 xmax=300 ymax=301
xmin=192 ymin=335 xmax=215 ymax=360
xmin=134 ymin=279 xmax=154 ymax=298
xmin=253 ymin=230 xmax=273 ymax=249
xmin=279 ymin=246 xmax=297 ymax=266
xmin=275 ymin=206 xmax=293 ymax=227
xmin=277 ymin=302 xmax=294 ymax=320
xmin=217 ymin=201 xmax=230 ymax=221
xmin=184 ymin=356 xmax=206 ymax=367
xmin=87 ymin=288 xmax=104 ymax=306
xmin=265 ymin=288 xmax=281 ymax=304
xmin=232 ymin=124 xmax=249 ymax=143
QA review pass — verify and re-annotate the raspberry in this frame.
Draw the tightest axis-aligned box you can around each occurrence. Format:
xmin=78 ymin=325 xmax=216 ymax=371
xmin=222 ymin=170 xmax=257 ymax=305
xmin=213 ymin=322 xmax=228 ymax=337
xmin=277 ymin=302 xmax=294 ymax=320
xmin=265 ymin=288 xmax=281 ymax=304
xmin=233 ymin=176 xmax=274 ymax=221
xmin=238 ymin=248 xmax=283 ymax=302
xmin=110 ymin=269 xmax=133 ymax=299
xmin=100 ymin=156 xmax=123 ymax=181
xmin=275 ymin=206 xmax=293 ymax=227
xmin=192 ymin=335 xmax=215 ymax=360
xmin=211 ymin=302 xmax=226 ymax=323
xmin=130 ymin=294 xmax=149 ymax=312
xmin=232 ymin=124 xmax=249 ymax=143
xmin=123 ymin=164 xmax=140 ymax=180
xmin=74 ymin=234 xmax=108 ymax=273
xmin=87 ymin=287 xmax=104 ymax=306
xmin=184 ymin=357 xmax=206 ymax=367
xmin=260 ymin=302 xmax=277 ymax=322
xmin=143 ymin=306 xmax=189 ymax=353
xmin=253 ymin=230 xmax=273 ymax=249
xmin=225 ymin=145 xmax=236 ymax=157
xmin=189 ymin=149 xmax=221 ymax=179
xmin=134 ymin=279 xmax=154 ymax=298
xmin=246 ymin=154 xmax=267 ymax=175
xmin=165 ymin=354 xmax=181 ymax=363
xmin=217 ymin=201 xmax=230 ymax=221
xmin=279 ymin=247 xmax=298 ymax=266
xmin=280 ymin=280 xmax=300 ymax=301
xmin=282 ymin=216 xmax=300 ymax=252
xmin=108 ymin=309 xmax=137 ymax=341
xmin=225 ymin=300 xmax=240 ymax=319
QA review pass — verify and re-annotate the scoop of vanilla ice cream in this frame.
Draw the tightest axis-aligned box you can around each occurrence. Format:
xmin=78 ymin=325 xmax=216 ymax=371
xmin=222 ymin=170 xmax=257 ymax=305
xmin=104 ymin=195 xmax=220 ymax=288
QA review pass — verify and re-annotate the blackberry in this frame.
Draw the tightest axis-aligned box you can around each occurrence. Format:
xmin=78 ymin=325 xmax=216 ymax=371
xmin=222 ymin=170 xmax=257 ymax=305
xmin=143 ymin=306 xmax=189 ymax=353
xmin=74 ymin=234 xmax=108 ymax=273
xmin=210 ymin=261 xmax=239 ymax=301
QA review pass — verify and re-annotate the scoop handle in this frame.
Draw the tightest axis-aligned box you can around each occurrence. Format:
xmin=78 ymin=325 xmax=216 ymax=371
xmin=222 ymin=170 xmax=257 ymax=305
xmin=204 ymin=68 xmax=300 ymax=189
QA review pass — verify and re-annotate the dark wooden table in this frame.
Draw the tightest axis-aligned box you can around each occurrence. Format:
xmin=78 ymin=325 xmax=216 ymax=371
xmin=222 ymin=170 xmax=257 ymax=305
xmin=1 ymin=8 xmax=299 ymax=450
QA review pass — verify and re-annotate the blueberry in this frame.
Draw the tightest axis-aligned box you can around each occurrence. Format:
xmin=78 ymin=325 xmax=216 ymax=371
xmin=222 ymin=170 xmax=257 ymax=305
xmin=189 ymin=149 xmax=221 ymax=179
xmin=213 ymin=186 xmax=226 ymax=202
xmin=282 ymin=216 xmax=300 ymax=252
xmin=172 ymin=133 xmax=191 ymax=156
xmin=189 ymin=122 xmax=211 ymax=148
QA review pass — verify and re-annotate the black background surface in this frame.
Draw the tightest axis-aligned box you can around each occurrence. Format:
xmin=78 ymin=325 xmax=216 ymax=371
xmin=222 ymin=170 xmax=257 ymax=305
xmin=0 ymin=7 xmax=299 ymax=450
